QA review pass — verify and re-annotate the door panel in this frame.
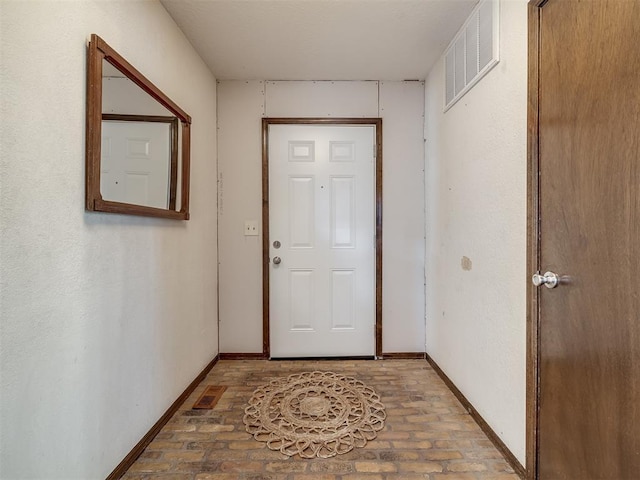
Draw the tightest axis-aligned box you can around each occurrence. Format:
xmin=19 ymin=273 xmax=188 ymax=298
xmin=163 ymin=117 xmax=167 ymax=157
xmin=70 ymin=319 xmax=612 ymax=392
xmin=537 ymin=1 xmax=640 ymax=478
xmin=269 ymin=125 xmax=375 ymax=357
xmin=289 ymin=270 xmax=315 ymax=330
xmin=289 ymin=176 xmax=315 ymax=248
xmin=331 ymin=269 xmax=355 ymax=329
xmin=331 ymin=176 xmax=356 ymax=247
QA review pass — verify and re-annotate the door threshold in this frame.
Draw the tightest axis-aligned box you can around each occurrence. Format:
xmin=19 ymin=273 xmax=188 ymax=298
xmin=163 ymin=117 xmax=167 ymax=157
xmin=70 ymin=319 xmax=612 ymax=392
xmin=270 ymin=356 xmax=376 ymax=361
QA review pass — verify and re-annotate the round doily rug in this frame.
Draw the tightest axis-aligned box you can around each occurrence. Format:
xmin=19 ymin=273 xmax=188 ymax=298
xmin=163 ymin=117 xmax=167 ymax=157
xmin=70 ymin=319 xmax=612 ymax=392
xmin=243 ymin=371 xmax=386 ymax=458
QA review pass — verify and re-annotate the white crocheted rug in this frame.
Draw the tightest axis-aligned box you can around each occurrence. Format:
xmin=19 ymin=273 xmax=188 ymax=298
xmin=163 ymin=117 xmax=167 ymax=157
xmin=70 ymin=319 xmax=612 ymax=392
xmin=243 ymin=371 xmax=386 ymax=458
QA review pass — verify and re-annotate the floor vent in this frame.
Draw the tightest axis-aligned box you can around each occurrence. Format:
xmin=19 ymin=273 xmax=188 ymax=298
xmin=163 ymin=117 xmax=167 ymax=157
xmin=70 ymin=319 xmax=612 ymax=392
xmin=444 ymin=0 xmax=499 ymax=111
xmin=192 ymin=385 xmax=227 ymax=409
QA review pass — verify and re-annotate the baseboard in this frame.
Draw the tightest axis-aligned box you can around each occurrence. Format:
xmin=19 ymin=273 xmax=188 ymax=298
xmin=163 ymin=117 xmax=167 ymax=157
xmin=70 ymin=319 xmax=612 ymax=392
xmin=219 ymin=352 xmax=269 ymax=360
xmin=381 ymin=352 xmax=426 ymax=359
xmin=425 ymin=354 xmax=526 ymax=479
xmin=106 ymin=354 xmax=220 ymax=480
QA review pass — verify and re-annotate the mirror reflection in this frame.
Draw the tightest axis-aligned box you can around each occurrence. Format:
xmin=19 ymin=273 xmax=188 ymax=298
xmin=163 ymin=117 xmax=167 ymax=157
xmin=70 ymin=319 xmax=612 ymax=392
xmin=101 ymin=114 xmax=178 ymax=209
xmin=101 ymin=61 xmax=179 ymax=210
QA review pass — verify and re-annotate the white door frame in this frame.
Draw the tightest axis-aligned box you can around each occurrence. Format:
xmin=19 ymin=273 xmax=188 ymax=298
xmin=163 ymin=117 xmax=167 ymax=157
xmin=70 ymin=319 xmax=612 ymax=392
xmin=261 ymin=118 xmax=383 ymax=358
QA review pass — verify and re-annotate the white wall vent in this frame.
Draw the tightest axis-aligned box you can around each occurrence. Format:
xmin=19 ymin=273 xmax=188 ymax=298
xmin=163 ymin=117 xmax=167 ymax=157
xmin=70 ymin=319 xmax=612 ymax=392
xmin=443 ymin=0 xmax=499 ymax=111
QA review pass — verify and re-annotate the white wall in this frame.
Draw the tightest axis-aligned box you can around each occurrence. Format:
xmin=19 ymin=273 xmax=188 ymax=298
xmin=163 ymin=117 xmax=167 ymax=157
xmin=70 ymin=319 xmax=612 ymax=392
xmin=218 ymin=80 xmax=425 ymax=354
xmin=424 ymin=0 xmax=528 ymax=465
xmin=0 ymin=1 xmax=218 ymax=479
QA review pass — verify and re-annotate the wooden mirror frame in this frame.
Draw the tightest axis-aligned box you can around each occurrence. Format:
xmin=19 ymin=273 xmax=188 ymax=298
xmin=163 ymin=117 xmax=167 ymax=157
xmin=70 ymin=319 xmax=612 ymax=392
xmin=85 ymin=34 xmax=191 ymax=220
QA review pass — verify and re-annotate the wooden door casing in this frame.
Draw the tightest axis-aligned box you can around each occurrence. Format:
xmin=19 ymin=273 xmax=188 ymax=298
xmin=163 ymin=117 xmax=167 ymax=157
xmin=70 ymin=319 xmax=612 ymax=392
xmin=528 ymin=1 xmax=640 ymax=479
xmin=261 ymin=118 xmax=384 ymax=358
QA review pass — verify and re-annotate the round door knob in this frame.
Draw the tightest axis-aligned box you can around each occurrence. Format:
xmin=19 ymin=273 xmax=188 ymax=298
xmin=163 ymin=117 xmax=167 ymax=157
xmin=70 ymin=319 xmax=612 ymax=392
xmin=273 ymin=256 xmax=281 ymax=265
xmin=532 ymin=271 xmax=559 ymax=289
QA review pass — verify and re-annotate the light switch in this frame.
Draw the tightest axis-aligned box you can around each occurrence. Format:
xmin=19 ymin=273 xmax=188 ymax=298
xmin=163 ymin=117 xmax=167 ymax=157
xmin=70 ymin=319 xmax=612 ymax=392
xmin=244 ymin=220 xmax=259 ymax=236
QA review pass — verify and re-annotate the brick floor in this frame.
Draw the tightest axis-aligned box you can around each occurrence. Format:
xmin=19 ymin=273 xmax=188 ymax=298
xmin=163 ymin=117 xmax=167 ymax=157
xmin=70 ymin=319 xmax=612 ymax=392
xmin=121 ymin=359 xmax=522 ymax=480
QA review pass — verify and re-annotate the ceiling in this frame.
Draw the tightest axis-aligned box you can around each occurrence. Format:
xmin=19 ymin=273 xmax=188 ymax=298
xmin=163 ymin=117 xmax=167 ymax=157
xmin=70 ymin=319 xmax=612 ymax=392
xmin=160 ymin=0 xmax=478 ymax=81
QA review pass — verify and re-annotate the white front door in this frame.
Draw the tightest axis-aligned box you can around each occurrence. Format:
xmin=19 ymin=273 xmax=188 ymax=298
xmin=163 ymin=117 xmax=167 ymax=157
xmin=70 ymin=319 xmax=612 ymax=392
xmin=269 ymin=124 xmax=376 ymax=357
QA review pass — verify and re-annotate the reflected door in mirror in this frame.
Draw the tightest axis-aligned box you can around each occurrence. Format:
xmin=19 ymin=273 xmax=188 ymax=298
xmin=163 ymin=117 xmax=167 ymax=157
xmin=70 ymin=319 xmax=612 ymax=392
xmin=101 ymin=115 xmax=178 ymax=210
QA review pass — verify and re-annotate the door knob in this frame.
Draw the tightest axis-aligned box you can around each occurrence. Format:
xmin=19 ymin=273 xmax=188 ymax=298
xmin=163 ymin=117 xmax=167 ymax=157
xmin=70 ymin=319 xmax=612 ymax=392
xmin=273 ymin=256 xmax=281 ymax=265
xmin=532 ymin=271 xmax=559 ymax=289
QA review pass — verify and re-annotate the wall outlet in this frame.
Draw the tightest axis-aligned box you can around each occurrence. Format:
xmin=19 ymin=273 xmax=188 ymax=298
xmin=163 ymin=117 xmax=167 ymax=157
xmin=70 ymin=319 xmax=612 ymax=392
xmin=244 ymin=221 xmax=259 ymax=236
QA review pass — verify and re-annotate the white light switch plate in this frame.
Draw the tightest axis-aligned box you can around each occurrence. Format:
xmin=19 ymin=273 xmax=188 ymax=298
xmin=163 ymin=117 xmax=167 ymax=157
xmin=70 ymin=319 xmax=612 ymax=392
xmin=244 ymin=220 xmax=259 ymax=236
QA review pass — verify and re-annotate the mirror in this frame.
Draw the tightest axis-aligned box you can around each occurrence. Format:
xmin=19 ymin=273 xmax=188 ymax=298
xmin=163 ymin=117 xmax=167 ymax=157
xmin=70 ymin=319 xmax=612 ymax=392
xmin=86 ymin=34 xmax=191 ymax=220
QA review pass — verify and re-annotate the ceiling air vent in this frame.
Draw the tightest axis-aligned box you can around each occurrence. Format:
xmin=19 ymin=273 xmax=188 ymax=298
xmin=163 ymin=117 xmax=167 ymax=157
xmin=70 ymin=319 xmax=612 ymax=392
xmin=444 ymin=0 xmax=499 ymax=111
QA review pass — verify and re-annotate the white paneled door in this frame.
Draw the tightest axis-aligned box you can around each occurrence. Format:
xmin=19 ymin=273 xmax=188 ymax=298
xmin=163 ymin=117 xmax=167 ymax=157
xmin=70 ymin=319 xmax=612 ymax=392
xmin=269 ymin=124 xmax=376 ymax=357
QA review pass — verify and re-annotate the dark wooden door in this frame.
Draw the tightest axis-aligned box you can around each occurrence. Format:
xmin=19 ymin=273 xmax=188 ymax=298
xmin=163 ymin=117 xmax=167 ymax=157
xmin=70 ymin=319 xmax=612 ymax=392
xmin=536 ymin=0 xmax=640 ymax=478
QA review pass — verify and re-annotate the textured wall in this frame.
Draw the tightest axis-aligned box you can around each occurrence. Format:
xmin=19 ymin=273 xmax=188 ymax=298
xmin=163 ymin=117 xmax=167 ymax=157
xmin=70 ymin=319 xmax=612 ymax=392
xmin=0 ymin=1 xmax=218 ymax=478
xmin=217 ymin=80 xmax=426 ymax=355
xmin=424 ymin=0 xmax=528 ymax=465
